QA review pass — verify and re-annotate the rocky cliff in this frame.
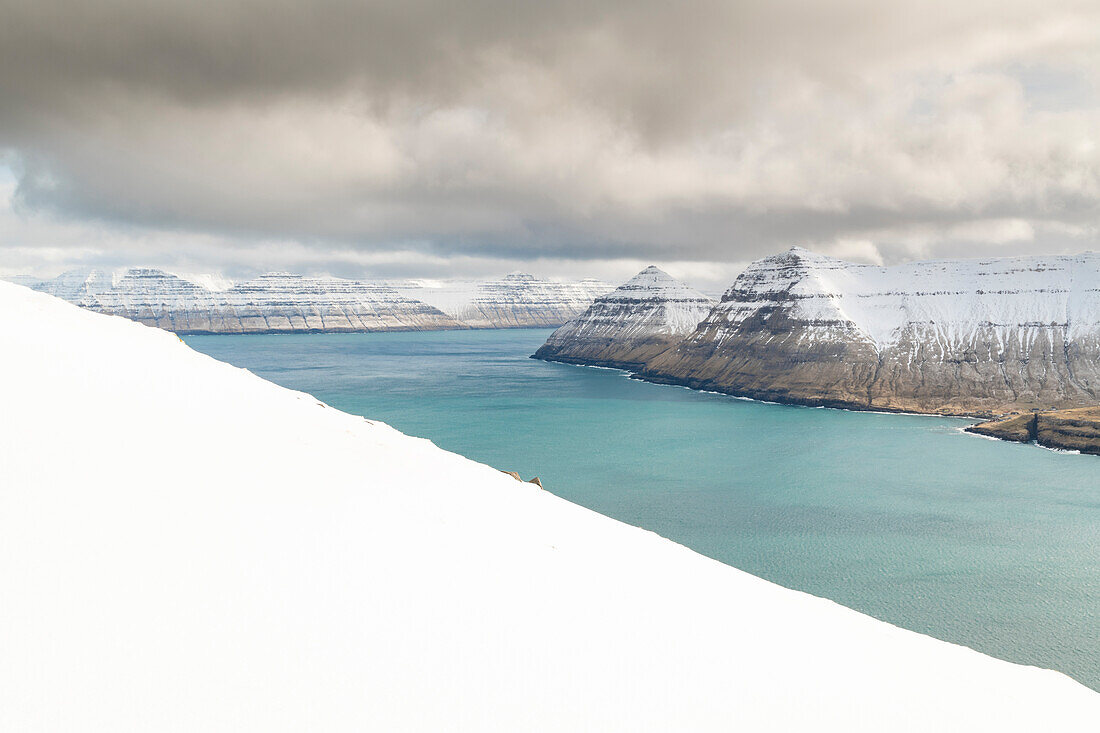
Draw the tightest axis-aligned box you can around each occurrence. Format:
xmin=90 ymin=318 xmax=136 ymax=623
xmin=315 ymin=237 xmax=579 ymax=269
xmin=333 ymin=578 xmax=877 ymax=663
xmin=638 ymin=247 xmax=1100 ymax=416
xmin=967 ymin=408 xmax=1100 ymax=455
xmin=533 ymin=266 xmax=714 ymax=369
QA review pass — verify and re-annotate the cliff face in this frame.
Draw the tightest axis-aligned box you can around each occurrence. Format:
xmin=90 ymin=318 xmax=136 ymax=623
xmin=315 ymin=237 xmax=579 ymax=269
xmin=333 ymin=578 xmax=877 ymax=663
xmin=639 ymin=247 xmax=1100 ymax=416
xmin=217 ymin=273 xmax=464 ymax=332
xmin=967 ymin=408 xmax=1100 ymax=455
xmin=533 ymin=266 xmax=714 ymax=369
xmin=31 ymin=268 xmax=464 ymax=333
xmin=425 ymin=273 xmax=613 ymax=329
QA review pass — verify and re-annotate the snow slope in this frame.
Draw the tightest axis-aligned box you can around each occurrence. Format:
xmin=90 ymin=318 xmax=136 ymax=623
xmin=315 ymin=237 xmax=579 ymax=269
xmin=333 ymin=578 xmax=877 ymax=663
xmin=1 ymin=280 xmax=1096 ymax=731
xmin=534 ymin=266 xmax=714 ymax=368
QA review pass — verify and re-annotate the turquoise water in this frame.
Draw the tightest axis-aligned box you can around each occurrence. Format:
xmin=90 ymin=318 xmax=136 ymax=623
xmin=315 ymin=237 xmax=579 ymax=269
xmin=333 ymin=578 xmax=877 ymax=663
xmin=186 ymin=329 xmax=1100 ymax=690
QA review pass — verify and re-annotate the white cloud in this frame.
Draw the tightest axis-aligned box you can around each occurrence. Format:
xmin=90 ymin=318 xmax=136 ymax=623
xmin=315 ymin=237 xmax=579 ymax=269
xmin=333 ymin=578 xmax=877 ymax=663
xmin=1 ymin=1 xmax=1098 ymax=280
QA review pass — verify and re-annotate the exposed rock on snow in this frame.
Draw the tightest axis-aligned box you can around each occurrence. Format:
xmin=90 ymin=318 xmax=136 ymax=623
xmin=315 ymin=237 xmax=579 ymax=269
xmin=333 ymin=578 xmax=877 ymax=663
xmin=398 ymin=273 xmax=614 ymax=328
xmin=218 ymin=272 xmax=463 ymax=332
xmin=19 ymin=269 xmax=611 ymax=332
xmin=639 ymin=247 xmax=1100 ymax=416
xmin=25 ymin=268 xmax=464 ymax=333
xmin=533 ymin=266 xmax=714 ymax=369
xmin=2 ymin=280 xmax=1097 ymax=731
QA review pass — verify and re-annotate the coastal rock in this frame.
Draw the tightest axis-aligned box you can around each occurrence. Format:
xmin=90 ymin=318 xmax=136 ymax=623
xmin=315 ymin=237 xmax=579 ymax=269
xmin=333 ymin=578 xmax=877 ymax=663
xmin=639 ymin=247 xmax=1100 ymax=416
xmin=1037 ymin=408 xmax=1100 ymax=454
xmin=967 ymin=408 xmax=1100 ymax=454
xmin=533 ymin=266 xmax=714 ymax=369
xmin=966 ymin=413 xmax=1037 ymax=443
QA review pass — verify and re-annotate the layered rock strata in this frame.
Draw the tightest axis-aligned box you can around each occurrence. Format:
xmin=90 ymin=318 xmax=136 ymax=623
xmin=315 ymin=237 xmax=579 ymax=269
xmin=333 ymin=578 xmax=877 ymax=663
xmin=28 ymin=268 xmax=464 ymax=333
xmin=637 ymin=247 xmax=1100 ymax=416
xmin=533 ymin=266 xmax=714 ymax=369
xmin=440 ymin=273 xmax=613 ymax=329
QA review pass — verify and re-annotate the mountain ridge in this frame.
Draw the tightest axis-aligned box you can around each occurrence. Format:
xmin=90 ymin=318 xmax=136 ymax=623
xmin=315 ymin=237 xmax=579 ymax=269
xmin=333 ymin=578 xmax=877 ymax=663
xmin=533 ymin=265 xmax=715 ymax=369
xmin=637 ymin=247 xmax=1100 ymax=416
xmin=14 ymin=268 xmax=613 ymax=333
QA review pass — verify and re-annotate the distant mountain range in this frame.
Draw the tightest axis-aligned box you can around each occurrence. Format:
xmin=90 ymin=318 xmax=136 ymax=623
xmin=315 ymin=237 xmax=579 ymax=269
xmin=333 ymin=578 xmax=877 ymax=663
xmin=11 ymin=269 xmax=613 ymax=333
xmin=535 ymin=248 xmax=1100 ymax=418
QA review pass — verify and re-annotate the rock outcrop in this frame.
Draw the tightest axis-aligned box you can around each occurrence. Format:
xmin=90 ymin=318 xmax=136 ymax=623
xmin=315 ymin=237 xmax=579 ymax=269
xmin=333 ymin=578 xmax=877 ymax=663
xmin=533 ymin=266 xmax=714 ymax=369
xmin=637 ymin=247 xmax=1100 ymax=416
xmin=967 ymin=408 xmax=1100 ymax=454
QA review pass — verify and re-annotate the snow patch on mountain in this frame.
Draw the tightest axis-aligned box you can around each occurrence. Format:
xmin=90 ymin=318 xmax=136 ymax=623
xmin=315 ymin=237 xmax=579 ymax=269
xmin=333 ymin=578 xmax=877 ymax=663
xmin=534 ymin=266 xmax=715 ymax=368
xmin=396 ymin=273 xmax=613 ymax=328
xmin=640 ymin=247 xmax=1100 ymax=415
xmin=733 ymin=246 xmax=1100 ymax=351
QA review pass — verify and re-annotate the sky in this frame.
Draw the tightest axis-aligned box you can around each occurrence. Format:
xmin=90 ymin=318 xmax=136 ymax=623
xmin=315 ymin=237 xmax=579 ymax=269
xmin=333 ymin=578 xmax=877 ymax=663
xmin=1 ymin=0 xmax=1098 ymax=291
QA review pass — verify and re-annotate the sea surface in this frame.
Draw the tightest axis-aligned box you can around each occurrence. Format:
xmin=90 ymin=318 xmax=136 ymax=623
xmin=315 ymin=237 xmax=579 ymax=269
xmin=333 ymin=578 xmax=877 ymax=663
xmin=186 ymin=329 xmax=1100 ymax=690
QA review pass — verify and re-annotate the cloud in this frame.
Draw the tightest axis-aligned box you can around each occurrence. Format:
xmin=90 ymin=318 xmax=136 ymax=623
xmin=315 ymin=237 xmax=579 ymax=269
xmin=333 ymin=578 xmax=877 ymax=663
xmin=1 ymin=0 xmax=1099 ymax=279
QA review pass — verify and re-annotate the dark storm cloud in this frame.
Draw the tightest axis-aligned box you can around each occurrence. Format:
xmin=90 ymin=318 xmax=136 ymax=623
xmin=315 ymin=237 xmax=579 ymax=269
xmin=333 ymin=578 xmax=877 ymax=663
xmin=0 ymin=0 xmax=1098 ymax=275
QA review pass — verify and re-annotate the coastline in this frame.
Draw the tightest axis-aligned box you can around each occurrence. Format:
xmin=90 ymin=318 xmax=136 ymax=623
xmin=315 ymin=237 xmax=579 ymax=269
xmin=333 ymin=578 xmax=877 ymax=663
xmin=535 ymin=352 xmax=1098 ymax=454
xmin=534 ymin=352 xmax=989 ymax=420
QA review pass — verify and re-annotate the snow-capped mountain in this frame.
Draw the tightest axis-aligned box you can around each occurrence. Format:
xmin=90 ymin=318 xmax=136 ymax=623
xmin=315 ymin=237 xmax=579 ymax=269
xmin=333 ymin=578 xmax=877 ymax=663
xmin=639 ymin=247 xmax=1100 ymax=416
xmin=396 ymin=273 xmax=614 ymax=328
xmin=217 ymin=272 xmax=463 ymax=332
xmin=19 ymin=268 xmax=612 ymax=332
xmin=533 ymin=266 xmax=714 ymax=369
xmin=25 ymin=268 xmax=463 ymax=333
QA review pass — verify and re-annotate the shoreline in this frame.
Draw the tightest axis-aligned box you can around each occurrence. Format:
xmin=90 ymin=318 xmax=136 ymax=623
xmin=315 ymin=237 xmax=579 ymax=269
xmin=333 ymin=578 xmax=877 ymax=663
xmin=535 ymin=353 xmax=1098 ymax=454
xmin=533 ymin=353 xmax=984 ymax=420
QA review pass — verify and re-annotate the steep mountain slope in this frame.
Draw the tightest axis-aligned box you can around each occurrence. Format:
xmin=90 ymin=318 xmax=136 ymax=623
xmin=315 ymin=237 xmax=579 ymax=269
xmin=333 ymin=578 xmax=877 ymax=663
xmin=403 ymin=273 xmax=613 ymax=328
xmin=26 ymin=268 xmax=463 ymax=333
xmin=533 ymin=266 xmax=714 ymax=369
xmin=3 ymin=280 xmax=1098 ymax=730
xmin=20 ymin=269 xmax=610 ymax=332
xmin=639 ymin=247 xmax=1100 ymax=416
xmin=219 ymin=273 xmax=463 ymax=332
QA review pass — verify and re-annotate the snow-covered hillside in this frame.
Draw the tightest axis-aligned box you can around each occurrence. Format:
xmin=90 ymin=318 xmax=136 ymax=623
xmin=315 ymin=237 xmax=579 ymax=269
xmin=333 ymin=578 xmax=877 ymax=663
xmin=1 ymin=280 xmax=1096 ymax=731
xmin=396 ymin=273 xmax=613 ymax=328
xmin=534 ymin=266 xmax=714 ymax=368
xmin=641 ymin=247 xmax=1100 ymax=415
xmin=18 ymin=268 xmax=612 ymax=332
xmin=24 ymin=268 xmax=463 ymax=332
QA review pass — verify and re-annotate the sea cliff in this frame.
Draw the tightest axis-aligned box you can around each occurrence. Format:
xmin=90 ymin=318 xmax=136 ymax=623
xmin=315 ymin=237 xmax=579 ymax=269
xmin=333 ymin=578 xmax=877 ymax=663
xmin=967 ymin=408 xmax=1100 ymax=454
xmin=637 ymin=247 xmax=1100 ymax=417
